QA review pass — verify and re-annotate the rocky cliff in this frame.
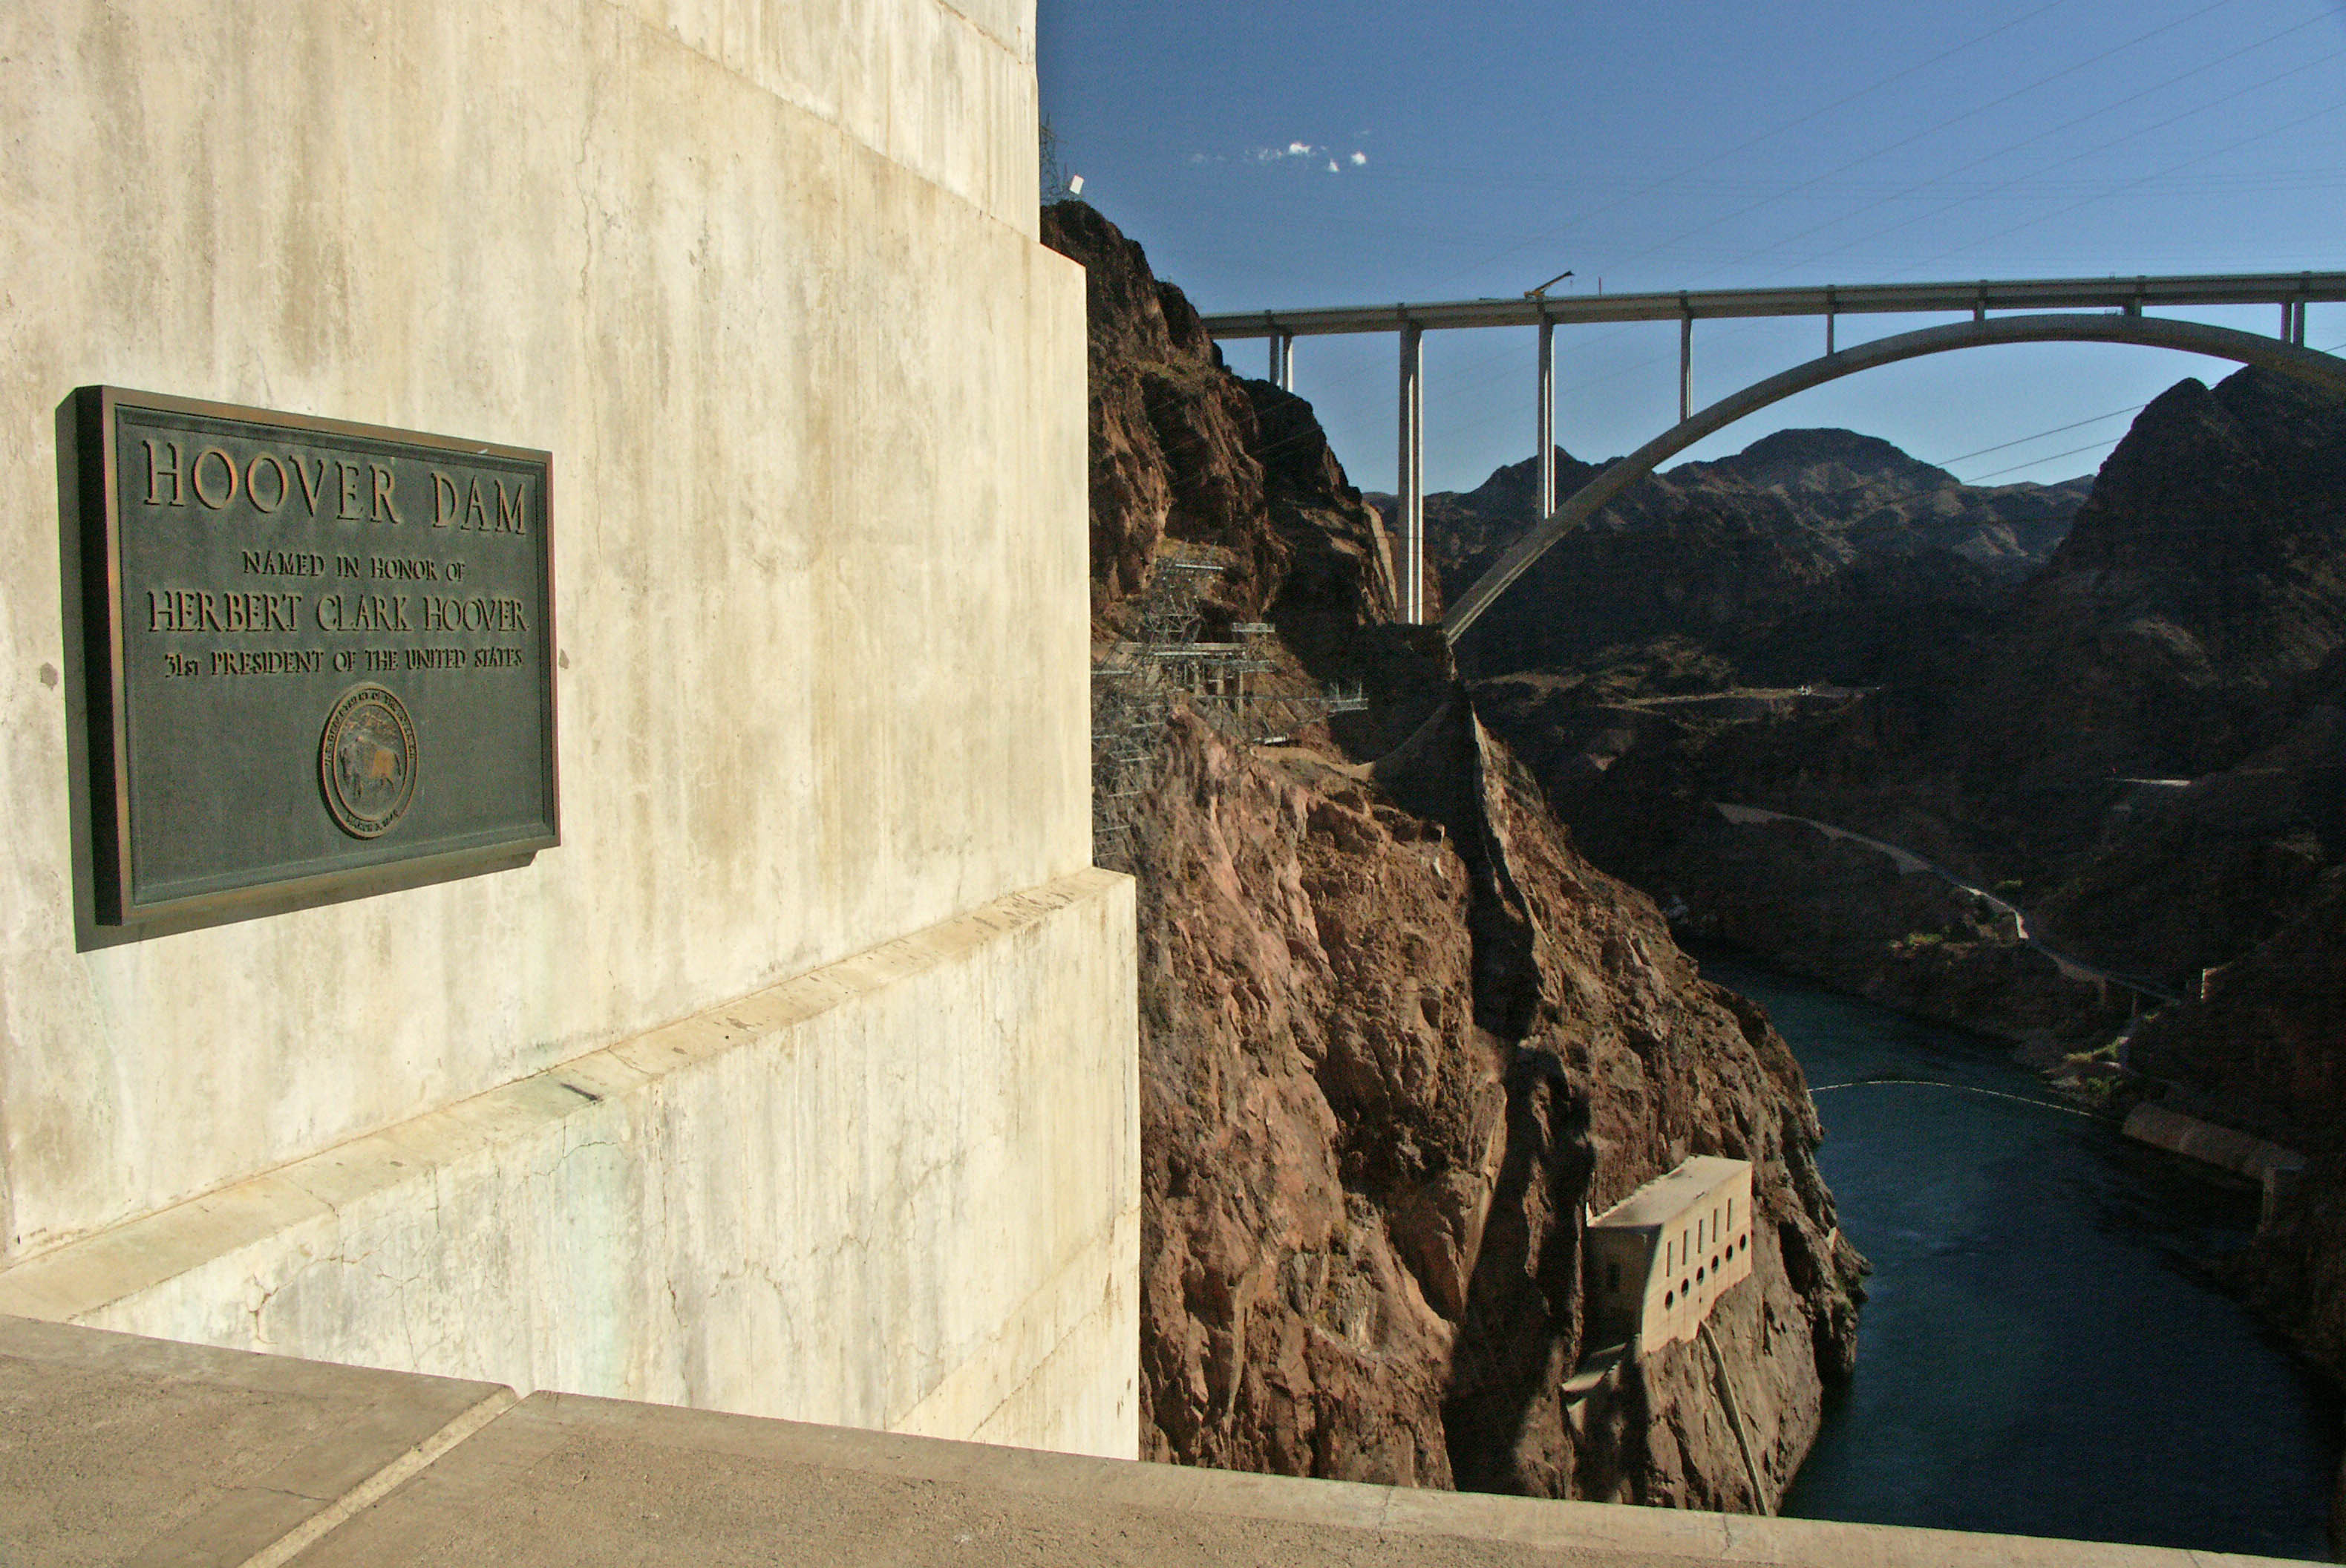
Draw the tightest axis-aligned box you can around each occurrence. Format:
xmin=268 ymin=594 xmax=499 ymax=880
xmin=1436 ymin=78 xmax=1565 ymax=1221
xmin=1930 ymin=368 xmax=2346 ymax=981
xmin=1044 ymin=200 xmax=1863 ymax=1506
xmin=1464 ymin=366 xmax=2346 ymax=1023
xmin=1464 ymin=673 xmax=2137 ymax=1065
xmin=1973 ymin=369 xmax=2346 ymax=788
xmin=1048 ymin=199 xmax=1395 ymax=652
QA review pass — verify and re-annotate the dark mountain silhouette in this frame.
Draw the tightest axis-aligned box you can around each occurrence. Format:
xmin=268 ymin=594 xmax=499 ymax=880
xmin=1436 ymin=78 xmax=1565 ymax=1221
xmin=1384 ymin=428 xmax=2088 ymax=690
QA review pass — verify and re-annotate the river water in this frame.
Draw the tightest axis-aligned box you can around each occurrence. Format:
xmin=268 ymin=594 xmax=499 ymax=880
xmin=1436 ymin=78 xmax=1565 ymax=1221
xmin=1693 ymin=950 xmax=2341 ymax=1562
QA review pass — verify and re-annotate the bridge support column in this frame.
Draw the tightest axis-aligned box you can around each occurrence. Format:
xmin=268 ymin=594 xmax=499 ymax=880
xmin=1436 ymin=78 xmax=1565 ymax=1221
xmin=2295 ymin=301 xmax=2309 ymax=347
xmin=1678 ymin=304 xmax=1692 ymax=423
xmin=1268 ymin=333 xmax=1295 ymax=390
xmin=1537 ymin=317 xmax=1555 ymax=519
xmin=1398 ymin=321 xmax=1424 ymax=624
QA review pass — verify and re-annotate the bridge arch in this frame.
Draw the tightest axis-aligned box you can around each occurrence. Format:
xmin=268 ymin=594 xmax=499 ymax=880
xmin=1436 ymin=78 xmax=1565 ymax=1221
xmin=1440 ymin=314 xmax=2346 ymax=642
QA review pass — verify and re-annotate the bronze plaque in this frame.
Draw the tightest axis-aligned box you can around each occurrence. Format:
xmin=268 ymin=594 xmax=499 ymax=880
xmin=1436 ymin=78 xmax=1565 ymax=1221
xmin=65 ymin=387 xmax=558 ymax=931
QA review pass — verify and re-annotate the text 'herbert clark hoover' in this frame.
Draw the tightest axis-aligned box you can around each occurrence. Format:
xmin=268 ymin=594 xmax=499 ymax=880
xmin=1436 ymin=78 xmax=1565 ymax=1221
xmin=134 ymin=435 xmax=532 ymax=680
xmin=74 ymin=386 xmax=558 ymax=926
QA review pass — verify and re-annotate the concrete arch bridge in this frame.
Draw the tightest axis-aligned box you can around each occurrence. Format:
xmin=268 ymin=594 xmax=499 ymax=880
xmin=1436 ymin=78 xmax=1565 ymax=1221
xmin=1200 ymin=272 xmax=2346 ymax=641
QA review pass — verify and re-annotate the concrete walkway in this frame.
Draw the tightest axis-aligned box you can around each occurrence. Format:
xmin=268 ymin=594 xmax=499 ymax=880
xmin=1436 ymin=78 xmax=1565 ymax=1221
xmin=0 ymin=1314 xmax=2310 ymax=1567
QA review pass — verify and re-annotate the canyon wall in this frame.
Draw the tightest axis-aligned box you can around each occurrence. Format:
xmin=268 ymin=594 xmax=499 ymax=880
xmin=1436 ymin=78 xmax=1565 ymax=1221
xmin=1048 ymin=201 xmax=1863 ymax=1504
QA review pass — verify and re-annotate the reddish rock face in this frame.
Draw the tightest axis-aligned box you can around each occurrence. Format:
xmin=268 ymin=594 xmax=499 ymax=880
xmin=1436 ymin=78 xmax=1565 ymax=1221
xmin=1042 ymin=200 xmax=1394 ymax=646
xmin=1125 ymin=703 xmax=1861 ymax=1502
xmin=1043 ymin=199 xmax=1275 ymax=624
xmin=1128 ymin=708 xmax=1480 ymax=1483
xmin=1047 ymin=202 xmax=1863 ymax=1505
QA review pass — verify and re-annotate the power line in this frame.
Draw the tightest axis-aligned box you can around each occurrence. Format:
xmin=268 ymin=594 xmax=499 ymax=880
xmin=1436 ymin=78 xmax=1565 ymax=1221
xmin=1516 ymin=74 xmax=2346 ymax=434
xmin=1722 ymin=14 xmax=2340 ymax=275
xmin=1945 ymin=333 xmax=2344 ymax=482
xmin=1938 ymin=403 xmax=2146 ymax=465
xmin=1397 ymin=11 xmax=2329 ymax=416
xmin=1808 ymin=1079 xmax=2097 ymax=1117
xmin=1347 ymin=50 xmax=2331 ymax=449
xmin=1338 ymin=160 xmax=2346 ymax=201
xmin=1892 ymin=95 xmax=2346 ymax=275
xmin=1428 ymin=0 xmax=2089 ymax=288
xmin=1472 ymin=0 xmax=2249 ymax=297
xmin=1800 ymin=56 xmax=2346 ymax=279
xmin=1961 ymin=437 xmax=2134 ymax=484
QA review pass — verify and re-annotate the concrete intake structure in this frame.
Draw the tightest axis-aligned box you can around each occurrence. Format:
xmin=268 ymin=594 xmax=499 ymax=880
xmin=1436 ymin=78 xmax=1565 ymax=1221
xmin=0 ymin=0 xmax=1137 ymax=1459
xmin=1584 ymin=1157 xmax=1755 ymax=1353
xmin=2121 ymin=1103 xmax=2306 ymax=1228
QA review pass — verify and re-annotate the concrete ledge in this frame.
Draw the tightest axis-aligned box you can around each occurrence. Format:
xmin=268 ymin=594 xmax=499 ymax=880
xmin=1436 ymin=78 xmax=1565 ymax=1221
xmin=270 ymin=1396 xmax=2346 ymax=1568
xmin=0 ymin=1314 xmax=511 ymax=1568
xmin=0 ymin=869 xmax=1139 ymax=1457
xmin=0 ymin=1316 xmax=2304 ymax=1568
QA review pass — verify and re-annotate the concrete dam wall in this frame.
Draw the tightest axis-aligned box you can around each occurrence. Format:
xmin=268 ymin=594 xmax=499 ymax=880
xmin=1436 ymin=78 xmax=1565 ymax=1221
xmin=0 ymin=0 xmax=1138 ymax=1458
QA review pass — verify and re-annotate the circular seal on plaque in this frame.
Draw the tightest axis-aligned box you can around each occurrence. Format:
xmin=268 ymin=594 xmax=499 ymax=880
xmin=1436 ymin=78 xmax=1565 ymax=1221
xmin=318 ymin=684 xmax=418 ymax=838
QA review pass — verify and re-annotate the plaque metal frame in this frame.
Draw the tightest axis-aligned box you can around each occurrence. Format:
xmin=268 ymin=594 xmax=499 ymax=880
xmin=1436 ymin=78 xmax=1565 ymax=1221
xmin=62 ymin=386 xmax=561 ymax=940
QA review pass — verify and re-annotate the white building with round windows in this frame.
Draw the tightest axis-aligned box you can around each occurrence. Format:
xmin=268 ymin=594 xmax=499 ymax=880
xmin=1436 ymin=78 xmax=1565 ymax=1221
xmin=1585 ymin=1157 xmax=1755 ymax=1353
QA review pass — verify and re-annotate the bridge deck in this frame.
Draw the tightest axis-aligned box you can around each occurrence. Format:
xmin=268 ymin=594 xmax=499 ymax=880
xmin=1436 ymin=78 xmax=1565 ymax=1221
xmin=1202 ymin=269 xmax=2346 ymax=337
xmin=1197 ymin=270 xmax=2341 ymax=632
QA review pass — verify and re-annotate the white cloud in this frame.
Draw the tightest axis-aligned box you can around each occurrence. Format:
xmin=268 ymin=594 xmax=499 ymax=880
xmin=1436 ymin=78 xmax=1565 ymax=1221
xmin=1229 ymin=140 xmax=1362 ymax=172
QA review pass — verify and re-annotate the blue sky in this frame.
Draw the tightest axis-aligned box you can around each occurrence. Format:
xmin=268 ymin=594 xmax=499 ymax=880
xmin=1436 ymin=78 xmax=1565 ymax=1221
xmin=1036 ymin=0 xmax=2346 ymax=494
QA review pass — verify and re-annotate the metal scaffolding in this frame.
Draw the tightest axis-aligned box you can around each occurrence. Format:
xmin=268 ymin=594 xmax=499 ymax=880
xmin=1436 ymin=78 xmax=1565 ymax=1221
xmin=1089 ymin=557 xmax=1370 ymax=865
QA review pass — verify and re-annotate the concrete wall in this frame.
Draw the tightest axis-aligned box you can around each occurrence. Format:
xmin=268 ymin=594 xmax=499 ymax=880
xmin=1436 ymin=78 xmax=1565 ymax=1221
xmin=0 ymin=0 xmax=1137 ymax=1456
xmin=0 ymin=875 xmax=1140 ymax=1453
